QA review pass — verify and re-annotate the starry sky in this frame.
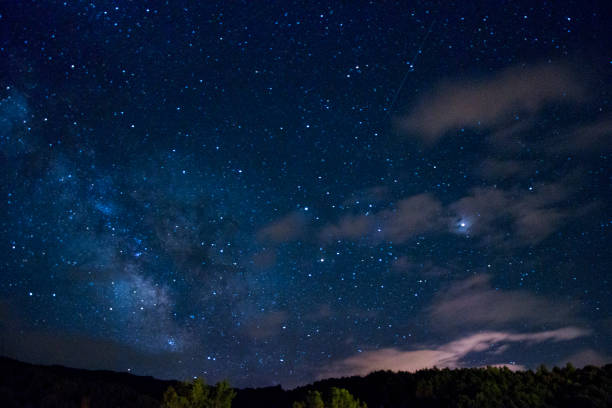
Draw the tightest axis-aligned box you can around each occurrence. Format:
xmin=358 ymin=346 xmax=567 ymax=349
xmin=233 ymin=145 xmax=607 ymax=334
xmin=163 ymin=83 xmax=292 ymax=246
xmin=1 ymin=0 xmax=611 ymax=389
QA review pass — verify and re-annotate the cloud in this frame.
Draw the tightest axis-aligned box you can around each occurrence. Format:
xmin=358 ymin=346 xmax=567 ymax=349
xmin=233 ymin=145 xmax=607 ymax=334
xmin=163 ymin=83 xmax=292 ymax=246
xmin=321 ymin=327 xmax=589 ymax=378
xmin=397 ymin=63 xmax=585 ymax=143
xmin=449 ymin=182 xmax=572 ymax=245
xmin=429 ymin=275 xmax=579 ymax=331
xmin=478 ymin=158 xmax=534 ymax=181
xmin=377 ymin=194 xmax=444 ymax=242
xmin=320 ymin=194 xmax=444 ymax=244
xmin=547 ymin=117 xmax=612 ymax=154
xmin=319 ymin=214 xmax=374 ymax=242
xmin=321 ymin=181 xmax=583 ymax=247
xmin=257 ymin=212 xmax=308 ymax=243
xmin=323 ymin=348 xmax=457 ymax=378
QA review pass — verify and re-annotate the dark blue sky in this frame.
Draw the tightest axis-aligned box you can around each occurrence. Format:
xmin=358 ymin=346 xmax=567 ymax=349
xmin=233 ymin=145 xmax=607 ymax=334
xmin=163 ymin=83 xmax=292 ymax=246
xmin=1 ymin=0 xmax=611 ymax=388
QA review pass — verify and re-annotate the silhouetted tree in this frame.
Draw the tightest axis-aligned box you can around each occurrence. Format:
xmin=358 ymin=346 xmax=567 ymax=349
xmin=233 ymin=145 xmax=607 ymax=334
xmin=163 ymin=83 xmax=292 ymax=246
xmin=327 ymin=387 xmax=367 ymax=408
xmin=161 ymin=378 xmax=235 ymax=408
xmin=210 ymin=380 xmax=237 ymax=408
xmin=293 ymin=388 xmax=366 ymax=408
xmin=293 ymin=390 xmax=324 ymax=408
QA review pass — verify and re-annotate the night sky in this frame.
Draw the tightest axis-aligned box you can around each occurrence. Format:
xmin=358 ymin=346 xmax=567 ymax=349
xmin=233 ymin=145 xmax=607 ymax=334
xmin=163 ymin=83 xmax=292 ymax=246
xmin=1 ymin=0 xmax=611 ymax=389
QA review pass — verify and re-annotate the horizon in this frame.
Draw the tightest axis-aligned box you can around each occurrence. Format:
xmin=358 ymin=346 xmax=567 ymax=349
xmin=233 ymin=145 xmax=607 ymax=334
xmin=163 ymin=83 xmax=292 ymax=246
xmin=1 ymin=1 xmax=611 ymax=389
xmin=3 ymin=354 xmax=606 ymax=390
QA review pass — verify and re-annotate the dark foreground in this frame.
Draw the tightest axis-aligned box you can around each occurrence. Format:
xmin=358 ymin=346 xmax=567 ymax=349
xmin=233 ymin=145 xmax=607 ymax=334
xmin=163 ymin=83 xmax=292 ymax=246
xmin=0 ymin=357 xmax=610 ymax=407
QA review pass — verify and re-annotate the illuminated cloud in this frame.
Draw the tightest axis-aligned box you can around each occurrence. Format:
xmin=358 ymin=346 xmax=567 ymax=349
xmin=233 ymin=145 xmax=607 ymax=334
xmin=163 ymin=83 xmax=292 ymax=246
xmin=429 ymin=274 xmax=580 ymax=330
xmin=320 ymin=182 xmax=581 ymax=247
xmin=319 ymin=213 xmax=374 ymax=242
xmin=257 ymin=212 xmax=308 ymax=243
xmin=397 ymin=63 xmax=585 ymax=143
xmin=321 ymin=327 xmax=588 ymax=378
xmin=320 ymin=194 xmax=444 ymax=244
xmin=546 ymin=117 xmax=612 ymax=154
xmin=478 ymin=158 xmax=534 ymax=181
xmin=448 ymin=183 xmax=572 ymax=245
xmin=377 ymin=194 xmax=444 ymax=242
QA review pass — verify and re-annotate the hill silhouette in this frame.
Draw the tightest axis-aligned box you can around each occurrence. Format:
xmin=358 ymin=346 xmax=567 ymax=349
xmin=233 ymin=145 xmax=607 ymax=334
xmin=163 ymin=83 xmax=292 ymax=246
xmin=1 ymin=356 xmax=611 ymax=407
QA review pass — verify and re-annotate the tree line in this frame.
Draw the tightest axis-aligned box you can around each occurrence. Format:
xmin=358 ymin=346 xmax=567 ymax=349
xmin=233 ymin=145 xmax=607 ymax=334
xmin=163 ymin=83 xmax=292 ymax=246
xmin=1 ymin=356 xmax=610 ymax=407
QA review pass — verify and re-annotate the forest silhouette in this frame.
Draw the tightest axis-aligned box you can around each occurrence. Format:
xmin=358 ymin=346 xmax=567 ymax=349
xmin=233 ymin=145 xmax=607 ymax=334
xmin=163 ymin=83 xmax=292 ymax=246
xmin=1 ymin=356 xmax=611 ymax=407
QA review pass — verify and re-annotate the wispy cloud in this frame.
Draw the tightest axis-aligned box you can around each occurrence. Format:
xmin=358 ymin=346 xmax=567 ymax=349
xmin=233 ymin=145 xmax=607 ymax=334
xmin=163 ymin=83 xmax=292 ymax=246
xmin=319 ymin=213 xmax=374 ymax=242
xmin=397 ymin=63 xmax=585 ymax=143
xmin=320 ymin=273 xmax=591 ymax=379
xmin=478 ymin=158 xmax=534 ymax=181
xmin=546 ymin=117 xmax=612 ymax=154
xmin=449 ymin=182 xmax=574 ymax=245
xmin=377 ymin=194 xmax=445 ymax=243
xmin=320 ymin=194 xmax=444 ymax=244
xmin=321 ymin=327 xmax=588 ymax=379
xmin=429 ymin=274 xmax=580 ymax=330
xmin=257 ymin=212 xmax=308 ymax=243
xmin=320 ymin=180 xmax=582 ymax=247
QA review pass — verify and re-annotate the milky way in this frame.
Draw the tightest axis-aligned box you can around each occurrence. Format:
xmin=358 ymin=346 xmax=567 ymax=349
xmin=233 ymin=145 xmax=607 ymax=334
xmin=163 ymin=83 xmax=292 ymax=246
xmin=1 ymin=1 xmax=611 ymax=388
